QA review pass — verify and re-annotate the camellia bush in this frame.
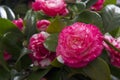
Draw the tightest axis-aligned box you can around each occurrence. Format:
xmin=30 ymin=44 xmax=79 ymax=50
xmin=0 ymin=0 xmax=120 ymax=80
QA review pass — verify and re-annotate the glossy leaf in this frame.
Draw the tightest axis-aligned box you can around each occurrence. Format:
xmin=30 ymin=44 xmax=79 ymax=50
xmin=76 ymin=10 xmax=103 ymax=30
xmin=81 ymin=58 xmax=111 ymax=80
xmin=101 ymin=5 xmax=120 ymax=32
xmin=46 ymin=17 xmax=66 ymax=33
xmin=85 ymin=0 xmax=98 ymax=8
xmin=24 ymin=10 xmax=37 ymax=40
xmin=44 ymin=33 xmax=58 ymax=52
xmin=70 ymin=58 xmax=111 ymax=80
xmin=0 ymin=32 xmax=23 ymax=59
xmin=0 ymin=18 xmax=21 ymax=36
xmin=27 ymin=68 xmax=51 ymax=80
xmin=51 ymin=58 xmax=63 ymax=67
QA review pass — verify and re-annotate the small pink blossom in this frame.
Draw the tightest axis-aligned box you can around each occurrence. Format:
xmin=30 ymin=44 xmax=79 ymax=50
xmin=28 ymin=32 xmax=55 ymax=67
xmin=56 ymin=22 xmax=103 ymax=68
xmin=36 ymin=20 xmax=50 ymax=31
xmin=32 ymin=0 xmax=69 ymax=17
xmin=91 ymin=0 xmax=105 ymax=11
xmin=3 ymin=51 xmax=11 ymax=61
xmin=103 ymin=33 xmax=120 ymax=68
xmin=12 ymin=18 xmax=23 ymax=30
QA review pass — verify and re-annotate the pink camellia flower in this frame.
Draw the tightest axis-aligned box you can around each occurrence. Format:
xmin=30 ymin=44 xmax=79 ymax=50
xmin=103 ymin=33 xmax=120 ymax=68
xmin=91 ymin=0 xmax=105 ymax=11
xmin=12 ymin=18 xmax=23 ymax=30
xmin=36 ymin=20 xmax=50 ymax=31
xmin=56 ymin=22 xmax=103 ymax=68
xmin=32 ymin=1 xmax=42 ymax=11
xmin=28 ymin=32 xmax=55 ymax=67
xmin=3 ymin=51 xmax=12 ymax=61
xmin=32 ymin=0 xmax=69 ymax=17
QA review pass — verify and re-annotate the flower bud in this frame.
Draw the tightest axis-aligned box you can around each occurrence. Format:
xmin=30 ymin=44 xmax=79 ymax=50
xmin=36 ymin=20 xmax=50 ymax=31
xmin=91 ymin=0 xmax=105 ymax=11
xmin=12 ymin=18 xmax=23 ymax=30
xmin=56 ymin=22 xmax=103 ymax=68
xmin=3 ymin=51 xmax=11 ymax=61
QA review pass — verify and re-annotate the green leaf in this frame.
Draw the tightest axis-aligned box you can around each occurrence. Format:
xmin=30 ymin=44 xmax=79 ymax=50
xmin=44 ymin=33 xmax=58 ymax=52
xmin=47 ymin=68 xmax=68 ymax=80
xmin=27 ymin=68 xmax=51 ymax=80
xmin=24 ymin=10 xmax=37 ymax=40
xmin=101 ymin=5 xmax=120 ymax=32
xmin=104 ymin=0 xmax=116 ymax=6
xmin=85 ymin=0 xmax=98 ymax=8
xmin=0 ymin=18 xmax=20 ymax=36
xmin=0 ymin=66 xmax=10 ymax=80
xmin=81 ymin=58 xmax=111 ymax=80
xmin=0 ymin=51 xmax=9 ymax=71
xmin=46 ymin=17 xmax=66 ymax=33
xmin=110 ymin=65 xmax=120 ymax=79
xmin=51 ymin=58 xmax=63 ymax=67
xmin=0 ymin=32 xmax=23 ymax=59
xmin=69 ymin=58 xmax=111 ymax=80
xmin=76 ymin=10 xmax=103 ymax=30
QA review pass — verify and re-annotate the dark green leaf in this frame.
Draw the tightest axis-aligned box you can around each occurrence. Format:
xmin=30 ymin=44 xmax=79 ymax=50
xmin=0 ymin=51 xmax=9 ymax=71
xmin=101 ymin=5 xmax=120 ymax=32
xmin=76 ymin=10 xmax=103 ymax=30
xmin=0 ymin=18 xmax=21 ymax=36
xmin=27 ymin=68 xmax=51 ymax=80
xmin=44 ymin=33 xmax=58 ymax=52
xmin=47 ymin=68 xmax=68 ymax=80
xmin=110 ymin=65 xmax=120 ymax=79
xmin=24 ymin=10 xmax=37 ymax=40
xmin=85 ymin=0 xmax=98 ymax=8
xmin=0 ymin=32 xmax=23 ymax=59
xmin=0 ymin=66 xmax=10 ymax=80
xmin=51 ymin=58 xmax=63 ymax=67
xmin=46 ymin=17 xmax=66 ymax=33
xmin=81 ymin=58 xmax=111 ymax=80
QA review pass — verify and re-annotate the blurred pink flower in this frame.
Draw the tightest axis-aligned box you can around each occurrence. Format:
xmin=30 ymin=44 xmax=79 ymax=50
xmin=103 ymin=33 xmax=120 ymax=68
xmin=32 ymin=0 xmax=69 ymax=17
xmin=12 ymin=18 xmax=23 ymax=30
xmin=36 ymin=20 xmax=50 ymax=31
xmin=91 ymin=0 xmax=105 ymax=11
xmin=56 ymin=22 xmax=103 ymax=68
xmin=3 ymin=51 xmax=11 ymax=61
xmin=28 ymin=32 xmax=55 ymax=67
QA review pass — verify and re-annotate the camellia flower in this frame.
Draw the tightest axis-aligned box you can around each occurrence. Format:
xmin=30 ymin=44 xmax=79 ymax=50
xmin=103 ymin=33 xmax=120 ymax=68
xmin=91 ymin=0 xmax=105 ymax=11
xmin=28 ymin=32 xmax=55 ymax=67
xmin=3 ymin=51 xmax=12 ymax=61
xmin=36 ymin=20 xmax=50 ymax=31
xmin=56 ymin=22 xmax=103 ymax=68
xmin=32 ymin=0 xmax=69 ymax=17
xmin=12 ymin=18 xmax=23 ymax=30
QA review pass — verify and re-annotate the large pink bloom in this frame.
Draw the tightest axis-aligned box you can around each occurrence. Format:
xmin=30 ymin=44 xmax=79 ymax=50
xmin=56 ymin=22 xmax=103 ymax=68
xmin=28 ymin=32 xmax=55 ymax=67
xmin=103 ymin=33 xmax=120 ymax=68
xmin=32 ymin=0 xmax=69 ymax=17
xmin=12 ymin=18 xmax=23 ymax=30
xmin=91 ymin=0 xmax=105 ymax=11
